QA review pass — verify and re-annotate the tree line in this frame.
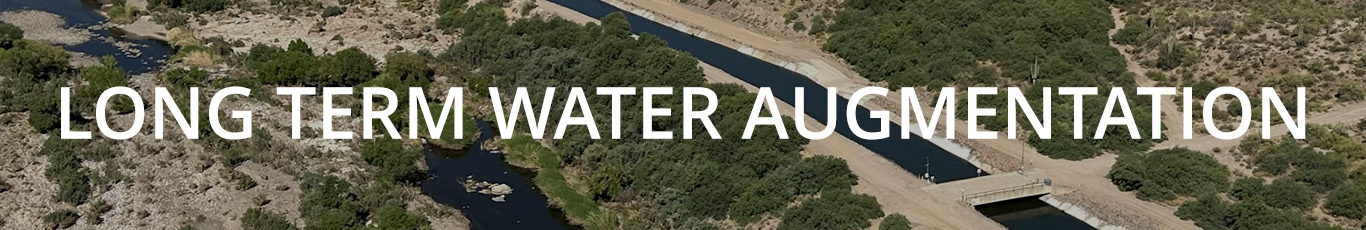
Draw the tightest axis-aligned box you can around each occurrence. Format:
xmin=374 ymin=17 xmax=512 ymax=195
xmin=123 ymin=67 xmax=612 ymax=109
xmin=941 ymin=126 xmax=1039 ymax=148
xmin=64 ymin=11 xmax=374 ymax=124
xmin=824 ymin=0 xmax=1158 ymax=160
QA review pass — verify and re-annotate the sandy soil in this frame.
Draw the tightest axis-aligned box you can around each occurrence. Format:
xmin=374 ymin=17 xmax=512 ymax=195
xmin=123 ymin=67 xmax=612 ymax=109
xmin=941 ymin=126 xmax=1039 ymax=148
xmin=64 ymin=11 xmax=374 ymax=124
xmin=116 ymin=16 xmax=169 ymax=41
xmin=0 ymin=10 xmax=93 ymax=45
xmin=191 ymin=0 xmax=458 ymax=59
xmin=612 ymin=0 xmax=868 ymax=89
xmin=675 ymin=0 xmax=839 ymax=42
xmin=0 ymin=113 xmax=61 ymax=229
xmin=67 ymin=51 xmax=102 ymax=68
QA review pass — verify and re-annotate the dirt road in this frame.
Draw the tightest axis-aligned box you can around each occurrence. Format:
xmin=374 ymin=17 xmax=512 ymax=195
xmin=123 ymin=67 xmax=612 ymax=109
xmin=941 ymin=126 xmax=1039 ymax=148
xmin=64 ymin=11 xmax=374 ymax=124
xmin=1156 ymin=102 xmax=1366 ymax=152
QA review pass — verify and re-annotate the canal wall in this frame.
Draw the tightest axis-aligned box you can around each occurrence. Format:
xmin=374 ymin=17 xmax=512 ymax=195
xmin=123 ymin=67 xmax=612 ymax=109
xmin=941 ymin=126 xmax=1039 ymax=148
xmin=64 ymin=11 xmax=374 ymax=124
xmin=599 ymin=0 xmax=992 ymax=173
xmin=1040 ymin=195 xmax=1129 ymax=230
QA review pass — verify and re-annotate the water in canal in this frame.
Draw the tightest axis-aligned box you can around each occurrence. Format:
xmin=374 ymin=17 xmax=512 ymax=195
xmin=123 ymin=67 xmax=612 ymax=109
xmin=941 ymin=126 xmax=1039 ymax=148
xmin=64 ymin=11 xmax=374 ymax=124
xmin=420 ymin=120 xmax=577 ymax=230
xmin=0 ymin=0 xmax=171 ymax=74
xmin=548 ymin=0 xmax=980 ymax=182
xmin=977 ymin=196 xmax=1096 ymax=230
xmin=545 ymin=0 xmax=1096 ymax=229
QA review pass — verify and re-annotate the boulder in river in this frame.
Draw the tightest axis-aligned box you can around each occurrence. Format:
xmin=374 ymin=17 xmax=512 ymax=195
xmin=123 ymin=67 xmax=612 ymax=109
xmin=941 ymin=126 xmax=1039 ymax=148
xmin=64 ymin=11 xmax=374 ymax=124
xmin=463 ymin=178 xmax=514 ymax=196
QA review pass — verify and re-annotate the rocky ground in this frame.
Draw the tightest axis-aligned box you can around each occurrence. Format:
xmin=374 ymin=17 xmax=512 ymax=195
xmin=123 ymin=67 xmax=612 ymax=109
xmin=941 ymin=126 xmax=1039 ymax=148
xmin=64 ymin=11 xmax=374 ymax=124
xmin=189 ymin=0 xmax=459 ymax=59
xmin=0 ymin=70 xmax=469 ymax=229
xmin=674 ymin=0 xmax=839 ymax=42
xmin=0 ymin=10 xmax=93 ymax=45
xmin=0 ymin=1 xmax=473 ymax=229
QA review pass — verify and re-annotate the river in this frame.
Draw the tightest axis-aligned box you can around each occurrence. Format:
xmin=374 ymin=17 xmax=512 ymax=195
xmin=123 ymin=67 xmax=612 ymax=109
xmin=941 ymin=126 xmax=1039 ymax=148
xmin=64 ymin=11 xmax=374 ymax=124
xmin=544 ymin=0 xmax=1095 ymax=229
xmin=0 ymin=0 xmax=170 ymax=74
xmin=420 ymin=120 xmax=578 ymax=230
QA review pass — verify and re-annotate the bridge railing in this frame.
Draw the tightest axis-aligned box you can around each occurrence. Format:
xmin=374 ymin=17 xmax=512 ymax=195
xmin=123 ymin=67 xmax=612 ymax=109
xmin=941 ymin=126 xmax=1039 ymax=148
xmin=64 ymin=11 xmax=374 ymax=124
xmin=961 ymin=179 xmax=1051 ymax=206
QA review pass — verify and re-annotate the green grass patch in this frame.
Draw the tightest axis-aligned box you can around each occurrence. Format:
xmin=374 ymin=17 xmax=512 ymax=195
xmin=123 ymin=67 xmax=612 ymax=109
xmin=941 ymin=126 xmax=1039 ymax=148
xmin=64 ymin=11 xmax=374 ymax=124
xmin=411 ymin=105 xmax=476 ymax=149
xmin=502 ymin=134 xmax=602 ymax=225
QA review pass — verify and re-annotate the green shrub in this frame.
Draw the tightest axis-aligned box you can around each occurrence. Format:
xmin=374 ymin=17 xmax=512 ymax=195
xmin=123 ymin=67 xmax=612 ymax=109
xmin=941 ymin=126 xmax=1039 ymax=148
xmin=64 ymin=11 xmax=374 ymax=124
xmin=87 ymin=199 xmax=113 ymax=224
xmin=42 ymin=139 xmax=92 ymax=205
xmin=221 ymin=148 xmax=249 ymax=167
xmin=1113 ymin=24 xmax=1150 ymax=46
xmin=1226 ymin=100 xmax=1243 ymax=117
xmin=1225 ymin=202 xmax=1337 ymax=230
xmin=322 ymin=6 xmax=346 ymax=18
xmin=1326 ymin=183 xmax=1366 ymax=219
xmin=727 ymin=180 xmax=785 ymax=224
xmin=1230 ymin=177 xmax=1264 ymax=201
xmin=1261 ymin=179 xmax=1315 ymax=210
xmin=231 ymin=170 xmax=258 ymax=190
xmin=42 ymin=209 xmax=80 ymax=229
xmin=151 ymin=11 xmax=190 ymax=28
xmin=778 ymin=190 xmax=883 ymax=230
xmin=382 ymin=51 xmax=432 ymax=84
xmin=298 ymin=173 xmax=363 ymax=229
xmin=0 ymin=23 xmax=22 ymax=48
xmin=25 ymin=86 xmax=60 ymax=133
xmin=287 ymin=39 xmax=312 ymax=54
xmin=164 ymin=67 xmax=208 ymax=87
xmin=1249 ymin=139 xmax=1346 ymax=176
xmin=1108 ymin=148 xmax=1229 ymax=200
xmin=242 ymin=208 xmax=298 ymax=230
xmin=74 ymin=57 xmax=133 ymax=115
xmin=269 ymin=0 xmax=320 ymax=8
xmin=808 ymin=17 xmax=827 ymax=35
xmin=149 ymin=0 xmax=230 ymax=12
xmin=1290 ymin=167 xmax=1347 ymax=193
xmin=0 ymin=40 xmax=71 ymax=80
xmin=186 ymin=0 xmax=230 ymax=12
xmin=372 ymin=205 xmax=430 ymax=230
xmin=878 ymin=213 xmax=912 ymax=230
xmin=1175 ymin=194 xmax=1229 ymax=230
xmin=1338 ymin=85 xmax=1365 ymax=102
xmin=360 ymin=138 xmax=424 ymax=183
xmin=317 ymin=47 xmax=377 ymax=86
xmin=246 ymin=43 xmax=318 ymax=85
xmin=1156 ymin=43 xmax=1197 ymax=70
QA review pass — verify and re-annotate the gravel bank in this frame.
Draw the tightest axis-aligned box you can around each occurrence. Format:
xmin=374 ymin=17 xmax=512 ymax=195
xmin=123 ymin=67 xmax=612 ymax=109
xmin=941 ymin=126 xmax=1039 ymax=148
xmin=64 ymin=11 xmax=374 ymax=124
xmin=0 ymin=10 xmax=93 ymax=45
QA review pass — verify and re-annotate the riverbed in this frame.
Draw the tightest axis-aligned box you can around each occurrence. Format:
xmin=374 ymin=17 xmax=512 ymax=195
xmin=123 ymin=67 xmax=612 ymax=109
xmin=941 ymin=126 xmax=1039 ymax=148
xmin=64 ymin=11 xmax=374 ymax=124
xmin=0 ymin=0 xmax=170 ymax=74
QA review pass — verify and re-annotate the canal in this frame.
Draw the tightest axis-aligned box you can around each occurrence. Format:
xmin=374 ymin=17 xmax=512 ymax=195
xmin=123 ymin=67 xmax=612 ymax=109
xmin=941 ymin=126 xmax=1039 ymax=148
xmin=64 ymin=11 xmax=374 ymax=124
xmin=546 ymin=0 xmax=982 ymax=182
xmin=544 ymin=0 xmax=1095 ymax=229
